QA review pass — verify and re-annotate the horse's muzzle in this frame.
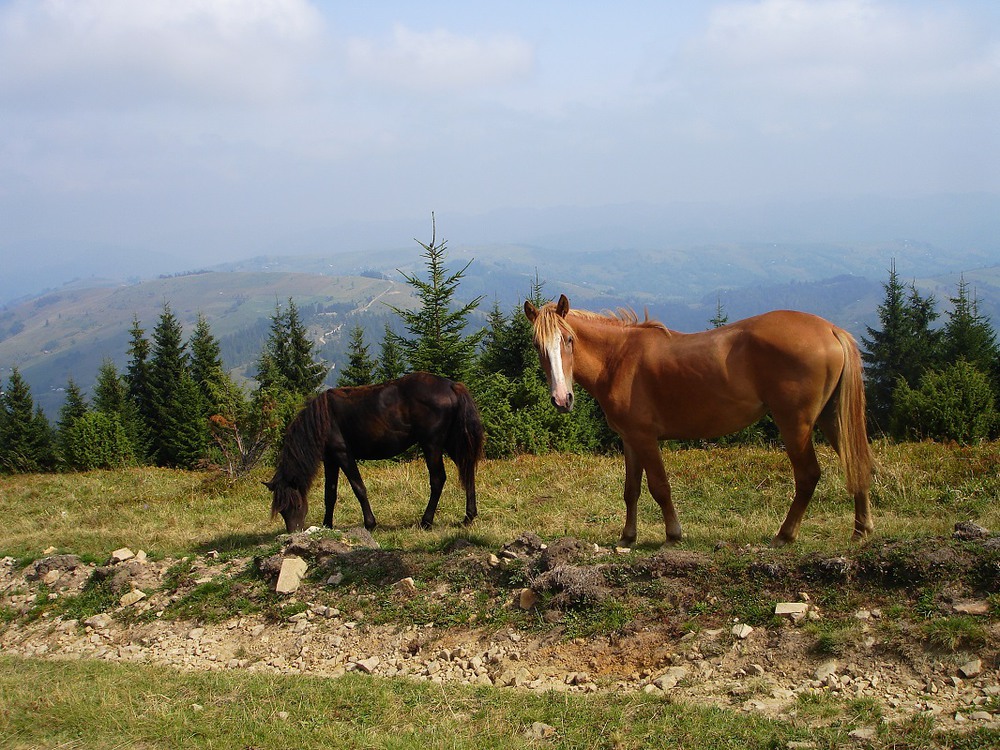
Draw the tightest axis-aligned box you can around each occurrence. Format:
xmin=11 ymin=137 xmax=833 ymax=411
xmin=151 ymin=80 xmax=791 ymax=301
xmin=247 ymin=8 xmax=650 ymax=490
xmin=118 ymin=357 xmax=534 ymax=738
xmin=551 ymin=392 xmax=574 ymax=412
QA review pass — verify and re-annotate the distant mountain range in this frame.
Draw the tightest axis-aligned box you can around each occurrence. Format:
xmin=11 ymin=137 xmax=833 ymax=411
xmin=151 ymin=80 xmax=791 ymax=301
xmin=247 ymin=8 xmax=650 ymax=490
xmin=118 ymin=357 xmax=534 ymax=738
xmin=5 ymin=234 xmax=1000 ymax=418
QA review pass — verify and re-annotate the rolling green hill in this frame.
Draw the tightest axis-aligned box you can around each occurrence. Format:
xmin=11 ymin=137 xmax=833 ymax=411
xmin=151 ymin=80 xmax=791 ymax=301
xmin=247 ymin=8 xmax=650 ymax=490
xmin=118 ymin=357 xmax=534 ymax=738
xmin=0 ymin=271 xmax=419 ymax=417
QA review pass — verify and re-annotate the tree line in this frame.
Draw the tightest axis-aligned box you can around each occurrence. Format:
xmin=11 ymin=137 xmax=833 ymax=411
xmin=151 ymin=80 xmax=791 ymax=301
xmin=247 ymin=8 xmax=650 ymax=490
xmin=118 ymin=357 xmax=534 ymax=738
xmin=3 ymin=235 xmax=999 ymax=475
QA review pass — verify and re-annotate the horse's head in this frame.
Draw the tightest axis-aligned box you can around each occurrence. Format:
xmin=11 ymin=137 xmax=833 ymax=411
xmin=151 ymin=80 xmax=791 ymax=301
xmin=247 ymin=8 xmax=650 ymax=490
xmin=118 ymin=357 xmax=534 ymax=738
xmin=524 ymin=293 xmax=576 ymax=412
xmin=263 ymin=478 xmax=308 ymax=533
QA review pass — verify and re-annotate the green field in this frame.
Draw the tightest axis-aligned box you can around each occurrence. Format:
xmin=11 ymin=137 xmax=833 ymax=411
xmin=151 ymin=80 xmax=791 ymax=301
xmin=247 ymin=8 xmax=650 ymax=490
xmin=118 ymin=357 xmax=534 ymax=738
xmin=2 ymin=442 xmax=1000 ymax=749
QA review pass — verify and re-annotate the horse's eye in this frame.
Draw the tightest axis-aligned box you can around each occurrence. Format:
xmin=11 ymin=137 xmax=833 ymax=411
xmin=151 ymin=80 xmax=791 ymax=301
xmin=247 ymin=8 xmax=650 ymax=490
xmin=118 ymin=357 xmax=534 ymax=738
xmin=565 ymin=335 xmax=574 ymax=346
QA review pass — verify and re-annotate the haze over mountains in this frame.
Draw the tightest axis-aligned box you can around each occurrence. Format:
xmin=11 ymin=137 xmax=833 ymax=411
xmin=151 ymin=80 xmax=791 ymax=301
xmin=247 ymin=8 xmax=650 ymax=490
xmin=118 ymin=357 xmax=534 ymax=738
xmin=3 ymin=195 xmax=1000 ymax=417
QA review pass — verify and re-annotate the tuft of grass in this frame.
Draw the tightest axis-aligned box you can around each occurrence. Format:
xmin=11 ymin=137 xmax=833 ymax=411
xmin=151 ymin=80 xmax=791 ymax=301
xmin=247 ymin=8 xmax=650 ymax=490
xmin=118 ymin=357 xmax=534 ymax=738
xmin=923 ymin=616 xmax=989 ymax=652
xmin=805 ymin=619 xmax=862 ymax=657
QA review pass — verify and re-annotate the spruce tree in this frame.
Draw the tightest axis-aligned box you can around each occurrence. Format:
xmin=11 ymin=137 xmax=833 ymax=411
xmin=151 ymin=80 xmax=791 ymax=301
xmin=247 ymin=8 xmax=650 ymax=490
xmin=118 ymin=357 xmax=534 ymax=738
xmin=337 ymin=324 xmax=376 ymax=387
xmin=188 ymin=313 xmax=227 ymax=418
xmin=861 ymin=262 xmax=940 ymax=434
xmin=124 ymin=316 xmax=154 ymax=462
xmin=256 ymin=298 xmax=328 ymax=397
xmin=0 ymin=368 xmax=55 ymax=473
xmin=941 ymin=276 xmax=1000 ymax=388
xmin=93 ymin=358 xmax=146 ymax=460
xmin=387 ymin=215 xmax=484 ymax=382
xmin=376 ymin=324 xmax=406 ymax=382
xmin=56 ymin=378 xmax=89 ymax=465
xmin=709 ymin=296 xmax=729 ymax=328
xmin=148 ymin=304 xmax=203 ymax=466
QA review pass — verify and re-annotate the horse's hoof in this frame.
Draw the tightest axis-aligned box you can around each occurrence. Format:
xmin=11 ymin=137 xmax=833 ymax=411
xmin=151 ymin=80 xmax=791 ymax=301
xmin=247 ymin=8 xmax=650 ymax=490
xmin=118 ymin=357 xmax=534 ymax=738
xmin=419 ymin=520 xmax=433 ymax=531
xmin=462 ymin=515 xmax=476 ymax=527
xmin=770 ymin=534 xmax=793 ymax=547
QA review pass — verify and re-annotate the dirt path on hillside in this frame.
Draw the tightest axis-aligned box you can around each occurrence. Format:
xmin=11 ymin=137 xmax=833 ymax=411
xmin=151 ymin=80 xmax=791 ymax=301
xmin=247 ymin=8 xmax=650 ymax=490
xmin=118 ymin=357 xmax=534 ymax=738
xmin=3 ymin=528 xmax=1000 ymax=734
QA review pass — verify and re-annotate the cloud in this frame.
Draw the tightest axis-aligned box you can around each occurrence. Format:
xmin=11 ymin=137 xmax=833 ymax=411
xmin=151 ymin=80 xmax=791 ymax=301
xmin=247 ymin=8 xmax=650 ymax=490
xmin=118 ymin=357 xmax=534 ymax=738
xmin=0 ymin=0 xmax=325 ymax=108
xmin=685 ymin=0 xmax=999 ymax=98
xmin=345 ymin=24 xmax=535 ymax=92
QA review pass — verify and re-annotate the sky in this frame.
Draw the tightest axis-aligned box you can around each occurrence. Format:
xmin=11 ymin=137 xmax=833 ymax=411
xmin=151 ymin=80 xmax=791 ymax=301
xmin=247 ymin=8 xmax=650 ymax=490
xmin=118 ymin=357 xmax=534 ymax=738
xmin=2 ymin=0 xmax=999 ymax=295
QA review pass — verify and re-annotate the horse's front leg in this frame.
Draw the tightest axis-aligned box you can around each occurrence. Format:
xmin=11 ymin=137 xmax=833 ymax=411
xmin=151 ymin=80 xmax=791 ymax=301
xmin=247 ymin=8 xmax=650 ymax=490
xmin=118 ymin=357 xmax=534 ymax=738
xmin=620 ymin=442 xmax=644 ymax=547
xmin=338 ymin=452 xmax=377 ymax=531
xmin=419 ymin=446 xmax=446 ymax=529
xmin=322 ymin=457 xmax=340 ymax=528
xmin=624 ymin=439 xmax=682 ymax=547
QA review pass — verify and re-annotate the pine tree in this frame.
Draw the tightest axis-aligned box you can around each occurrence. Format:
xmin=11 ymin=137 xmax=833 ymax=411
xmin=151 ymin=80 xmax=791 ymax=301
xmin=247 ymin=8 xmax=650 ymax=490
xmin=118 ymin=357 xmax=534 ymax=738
xmin=188 ymin=313 xmax=228 ymax=418
xmin=387 ymin=215 xmax=484 ymax=382
xmin=56 ymin=378 xmax=89 ymax=465
xmin=337 ymin=324 xmax=377 ymax=387
xmin=376 ymin=324 xmax=406 ymax=382
xmin=709 ymin=296 xmax=729 ymax=328
xmin=0 ymin=368 xmax=55 ymax=473
xmin=941 ymin=276 xmax=1000 ymax=388
xmin=124 ymin=316 xmax=154 ymax=462
xmin=861 ymin=262 xmax=941 ymax=434
xmin=256 ymin=298 xmax=328 ymax=397
xmin=147 ymin=304 xmax=204 ymax=466
xmin=93 ymin=358 xmax=146 ymax=460
xmin=158 ymin=367 xmax=209 ymax=468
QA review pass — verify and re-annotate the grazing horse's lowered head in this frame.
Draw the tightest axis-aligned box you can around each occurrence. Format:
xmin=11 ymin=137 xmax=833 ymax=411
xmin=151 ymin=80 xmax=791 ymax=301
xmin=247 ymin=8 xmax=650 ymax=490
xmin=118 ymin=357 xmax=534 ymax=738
xmin=263 ymin=477 xmax=309 ymax=533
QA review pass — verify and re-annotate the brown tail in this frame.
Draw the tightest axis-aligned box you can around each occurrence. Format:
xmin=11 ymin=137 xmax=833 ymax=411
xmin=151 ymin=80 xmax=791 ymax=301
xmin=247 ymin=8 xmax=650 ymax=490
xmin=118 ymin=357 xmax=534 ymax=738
xmin=833 ymin=328 xmax=873 ymax=496
xmin=446 ymin=382 xmax=485 ymax=496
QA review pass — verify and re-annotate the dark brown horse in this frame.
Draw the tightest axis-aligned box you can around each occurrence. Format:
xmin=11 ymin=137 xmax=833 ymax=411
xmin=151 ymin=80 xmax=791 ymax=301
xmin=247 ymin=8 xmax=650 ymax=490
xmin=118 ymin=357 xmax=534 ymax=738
xmin=265 ymin=371 xmax=485 ymax=533
xmin=524 ymin=294 xmax=873 ymax=547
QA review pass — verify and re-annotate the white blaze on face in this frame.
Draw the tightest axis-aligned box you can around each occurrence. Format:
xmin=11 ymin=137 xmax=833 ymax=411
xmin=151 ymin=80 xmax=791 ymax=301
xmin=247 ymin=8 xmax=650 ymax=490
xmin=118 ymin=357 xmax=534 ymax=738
xmin=545 ymin=332 xmax=572 ymax=408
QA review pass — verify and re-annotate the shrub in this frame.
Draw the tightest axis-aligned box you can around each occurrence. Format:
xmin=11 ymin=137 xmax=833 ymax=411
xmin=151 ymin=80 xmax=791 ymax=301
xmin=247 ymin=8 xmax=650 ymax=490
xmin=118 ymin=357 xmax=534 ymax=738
xmin=891 ymin=360 xmax=997 ymax=444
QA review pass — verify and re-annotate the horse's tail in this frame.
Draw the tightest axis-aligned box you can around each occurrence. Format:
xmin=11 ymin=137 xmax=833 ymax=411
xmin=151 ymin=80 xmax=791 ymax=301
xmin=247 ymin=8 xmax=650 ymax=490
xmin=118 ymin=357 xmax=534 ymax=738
xmin=446 ymin=382 xmax=485 ymax=495
xmin=832 ymin=328 xmax=873 ymax=497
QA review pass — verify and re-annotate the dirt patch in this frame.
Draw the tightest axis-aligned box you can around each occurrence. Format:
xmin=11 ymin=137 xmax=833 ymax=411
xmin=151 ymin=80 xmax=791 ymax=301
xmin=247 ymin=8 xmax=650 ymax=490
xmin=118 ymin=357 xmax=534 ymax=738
xmin=3 ymin=529 xmax=1000 ymax=731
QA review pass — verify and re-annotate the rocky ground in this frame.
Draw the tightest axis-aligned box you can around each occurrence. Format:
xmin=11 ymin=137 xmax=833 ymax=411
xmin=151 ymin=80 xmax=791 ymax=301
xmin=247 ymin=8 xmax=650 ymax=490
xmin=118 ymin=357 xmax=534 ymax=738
xmin=3 ymin=524 xmax=1000 ymax=736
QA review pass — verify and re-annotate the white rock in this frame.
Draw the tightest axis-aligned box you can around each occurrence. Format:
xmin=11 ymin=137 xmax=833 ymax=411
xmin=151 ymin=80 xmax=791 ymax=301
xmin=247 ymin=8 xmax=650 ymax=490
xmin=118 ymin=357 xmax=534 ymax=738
xmin=276 ymin=556 xmax=308 ymax=594
xmin=111 ymin=548 xmax=135 ymax=563
xmin=119 ymin=589 xmax=146 ymax=607
xmin=732 ymin=623 xmax=754 ymax=640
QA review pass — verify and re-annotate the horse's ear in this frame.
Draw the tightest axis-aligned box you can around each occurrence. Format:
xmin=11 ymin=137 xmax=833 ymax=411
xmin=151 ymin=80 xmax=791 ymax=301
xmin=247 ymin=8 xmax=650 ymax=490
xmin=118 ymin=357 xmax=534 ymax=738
xmin=523 ymin=300 xmax=538 ymax=322
xmin=556 ymin=294 xmax=570 ymax=317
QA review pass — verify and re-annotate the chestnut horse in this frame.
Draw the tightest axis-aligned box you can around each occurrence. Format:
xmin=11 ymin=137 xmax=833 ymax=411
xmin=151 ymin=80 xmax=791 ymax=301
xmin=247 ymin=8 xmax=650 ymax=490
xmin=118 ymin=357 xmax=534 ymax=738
xmin=524 ymin=294 xmax=873 ymax=547
xmin=265 ymin=372 xmax=485 ymax=533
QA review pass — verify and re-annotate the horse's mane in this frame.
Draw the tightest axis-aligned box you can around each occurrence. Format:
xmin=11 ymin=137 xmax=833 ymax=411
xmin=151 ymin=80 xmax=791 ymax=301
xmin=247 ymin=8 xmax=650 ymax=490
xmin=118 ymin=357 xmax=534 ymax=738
xmin=269 ymin=391 xmax=331 ymax=515
xmin=532 ymin=302 xmax=669 ymax=345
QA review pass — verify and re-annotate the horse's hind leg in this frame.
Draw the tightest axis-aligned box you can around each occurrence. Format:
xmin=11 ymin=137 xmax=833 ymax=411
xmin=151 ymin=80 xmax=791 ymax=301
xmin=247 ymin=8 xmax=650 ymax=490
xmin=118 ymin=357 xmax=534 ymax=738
xmin=420 ymin=446 xmax=447 ymax=529
xmin=322 ymin=458 xmax=340 ymax=528
xmin=772 ymin=426 xmax=822 ymax=546
xmin=817 ymin=411 xmax=874 ymax=541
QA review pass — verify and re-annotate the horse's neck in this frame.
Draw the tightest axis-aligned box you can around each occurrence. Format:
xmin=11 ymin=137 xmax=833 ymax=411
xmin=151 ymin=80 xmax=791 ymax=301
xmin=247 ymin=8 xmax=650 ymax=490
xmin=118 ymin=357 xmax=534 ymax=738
xmin=570 ymin=316 xmax=630 ymax=389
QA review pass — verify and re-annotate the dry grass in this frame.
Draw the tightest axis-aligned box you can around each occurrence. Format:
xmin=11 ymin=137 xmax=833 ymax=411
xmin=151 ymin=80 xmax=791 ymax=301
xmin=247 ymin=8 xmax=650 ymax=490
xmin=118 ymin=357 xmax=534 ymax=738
xmin=2 ymin=440 xmax=999 ymax=561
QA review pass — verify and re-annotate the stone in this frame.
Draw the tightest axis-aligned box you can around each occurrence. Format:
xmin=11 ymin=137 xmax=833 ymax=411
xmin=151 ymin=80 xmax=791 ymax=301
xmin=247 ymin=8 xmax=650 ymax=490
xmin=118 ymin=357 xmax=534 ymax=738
xmin=119 ymin=589 xmax=146 ymax=607
xmin=953 ymin=600 xmax=990 ymax=616
xmin=84 ymin=613 xmax=113 ymax=630
xmin=814 ymin=660 xmax=838 ymax=682
xmin=732 ymin=623 xmax=754 ymax=640
xmin=775 ymin=602 xmax=809 ymax=617
xmin=849 ymin=727 xmax=876 ymax=741
xmin=393 ymin=577 xmax=418 ymax=596
xmin=355 ymin=656 xmax=380 ymax=674
xmin=111 ymin=548 xmax=135 ymax=563
xmin=518 ymin=588 xmax=540 ymax=610
xmin=275 ymin=556 xmax=308 ymax=594
xmin=954 ymin=520 xmax=990 ymax=540
xmin=959 ymin=659 xmax=983 ymax=678
xmin=528 ymin=722 xmax=557 ymax=740
xmin=653 ymin=667 xmax=689 ymax=691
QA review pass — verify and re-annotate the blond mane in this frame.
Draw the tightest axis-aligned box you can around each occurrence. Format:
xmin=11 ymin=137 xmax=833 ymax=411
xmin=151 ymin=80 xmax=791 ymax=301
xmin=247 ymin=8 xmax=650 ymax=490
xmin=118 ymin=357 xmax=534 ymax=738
xmin=531 ymin=302 xmax=668 ymax=345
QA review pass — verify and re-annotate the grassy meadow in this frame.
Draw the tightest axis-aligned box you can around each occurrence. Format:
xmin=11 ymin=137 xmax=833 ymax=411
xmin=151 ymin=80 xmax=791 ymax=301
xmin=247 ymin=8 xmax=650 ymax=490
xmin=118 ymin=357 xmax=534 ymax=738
xmin=2 ymin=441 xmax=1000 ymax=749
